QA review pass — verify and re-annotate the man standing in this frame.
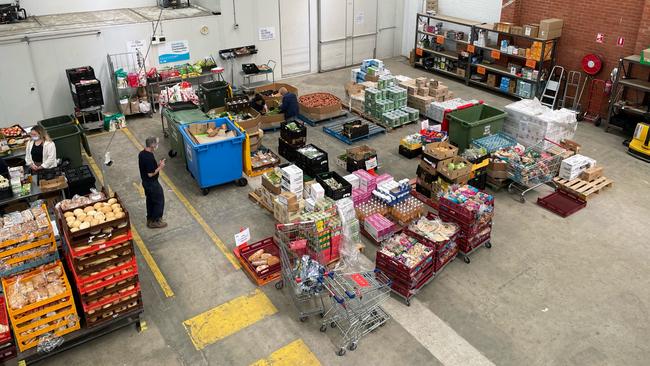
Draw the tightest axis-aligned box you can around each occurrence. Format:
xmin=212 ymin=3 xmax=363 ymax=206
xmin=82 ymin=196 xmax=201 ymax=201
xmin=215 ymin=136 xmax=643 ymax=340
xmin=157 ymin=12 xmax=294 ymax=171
xmin=278 ymin=87 xmax=299 ymax=121
xmin=139 ymin=137 xmax=167 ymax=228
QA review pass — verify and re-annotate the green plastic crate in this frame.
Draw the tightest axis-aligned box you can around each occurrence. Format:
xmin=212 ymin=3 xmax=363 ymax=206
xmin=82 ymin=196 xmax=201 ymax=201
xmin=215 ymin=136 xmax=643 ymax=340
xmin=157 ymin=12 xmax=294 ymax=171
xmin=448 ymin=104 xmax=507 ymax=152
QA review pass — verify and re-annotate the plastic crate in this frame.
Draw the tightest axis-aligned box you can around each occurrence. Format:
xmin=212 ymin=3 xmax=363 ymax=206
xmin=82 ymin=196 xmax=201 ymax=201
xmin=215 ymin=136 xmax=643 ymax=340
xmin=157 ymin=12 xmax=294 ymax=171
xmin=457 ymin=227 xmax=492 ymax=254
xmin=66 ymin=66 xmax=95 ymax=84
xmin=377 ymin=255 xmax=434 ymax=287
xmin=296 ymin=144 xmax=329 ymax=176
xmin=2 ymin=261 xmax=80 ymax=352
xmin=67 ymin=240 xmax=135 ymax=277
xmin=57 ymin=194 xmax=130 ymax=247
xmin=389 ymin=265 xmax=434 ymax=299
xmin=435 ymin=240 xmax=458 ymax=272
xmin=438 ymin=196 xmax=494 ymax=227
xmin=471 ymin=132 xmax=517 ymax=154
xmin=64 ymin=165 xmax=97 ymax=197
xmin=316 ymin=172 xmax=352 ymax=200
xmin=71 ymin=81 xmax=104 ymax=109
xmin=84 ymin=292 xmax=142 ymax=329
xmin=375 ymin=243 xmax=434 ymax=283
xmin=404 ymin=215 xmax=459 ymax=253
xmin=448 ymin=104 xmax=507 ymax=152
xmin=280 ymin=120 xmax=307 ymax=142
xmin=65 ymin=230 xmax=132 ymax=258
xmin=399 ymin=145 xmax=422 ymax=159
xmin=80 ymin=275 xmax=139 ymax=311
xmin=180 ymin=118 xmax=245 ymax=190
xmin=0 ymin=295 xmax=11 ymax=344
xmin=67 ymin=256 xmax=137 ymax=295
xmin=233 ymin=237 xmax=281 ymax=286
xmin=278 ymin=137 xmax=302 ymax=162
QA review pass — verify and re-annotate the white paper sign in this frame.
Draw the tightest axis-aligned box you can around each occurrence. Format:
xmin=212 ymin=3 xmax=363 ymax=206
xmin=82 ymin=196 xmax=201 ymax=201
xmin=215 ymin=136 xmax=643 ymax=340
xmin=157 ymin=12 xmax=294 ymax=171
xmin=365 ymin=157 xmax=378 ymax=170
xmin=158 ymin=40 xmax=190 ymax=64
xmin=235 ymin=228 xmax=251 ymax=247
xmin=421 ymin=120 xmax=429 ymax=130
xmin=259 ymin=27 xmax=276 ymax=41
xmin=127 ymin=40 xmax=146 ymax=54
xmin=355 ymin=12 xmax=364 ymax=24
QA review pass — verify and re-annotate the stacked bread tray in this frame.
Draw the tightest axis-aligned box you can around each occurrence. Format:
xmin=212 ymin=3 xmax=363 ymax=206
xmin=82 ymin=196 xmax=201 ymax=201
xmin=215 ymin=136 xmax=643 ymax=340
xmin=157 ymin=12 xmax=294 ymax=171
xmin=2 ymin=261 xmax=81 ymax=352
xmin=56 ymin=194 xmax=143 ymax=328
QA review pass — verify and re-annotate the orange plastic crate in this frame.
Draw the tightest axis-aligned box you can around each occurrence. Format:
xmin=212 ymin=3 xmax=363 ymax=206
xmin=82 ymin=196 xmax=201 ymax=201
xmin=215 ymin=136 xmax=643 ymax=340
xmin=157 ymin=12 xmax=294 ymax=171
xmin=0 ymin=205 xmax=57 ymax=270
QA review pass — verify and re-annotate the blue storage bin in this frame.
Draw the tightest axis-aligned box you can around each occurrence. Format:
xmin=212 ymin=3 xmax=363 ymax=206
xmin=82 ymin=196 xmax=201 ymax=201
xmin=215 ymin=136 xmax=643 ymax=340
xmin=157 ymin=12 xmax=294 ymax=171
xmin=180 ymin=117 xmax=247 ymax=194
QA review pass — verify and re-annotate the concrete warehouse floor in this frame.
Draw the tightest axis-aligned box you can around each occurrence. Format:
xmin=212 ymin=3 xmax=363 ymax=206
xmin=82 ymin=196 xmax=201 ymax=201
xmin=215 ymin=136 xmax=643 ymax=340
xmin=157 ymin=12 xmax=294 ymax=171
xmin=42 ymin=57 xmax=650 ymax=366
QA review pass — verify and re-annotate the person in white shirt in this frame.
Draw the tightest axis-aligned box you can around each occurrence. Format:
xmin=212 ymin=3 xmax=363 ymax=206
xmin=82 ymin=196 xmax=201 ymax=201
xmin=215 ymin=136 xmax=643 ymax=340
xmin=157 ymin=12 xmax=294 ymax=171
xmin=25 ymin=125 xmax=57 ymax=171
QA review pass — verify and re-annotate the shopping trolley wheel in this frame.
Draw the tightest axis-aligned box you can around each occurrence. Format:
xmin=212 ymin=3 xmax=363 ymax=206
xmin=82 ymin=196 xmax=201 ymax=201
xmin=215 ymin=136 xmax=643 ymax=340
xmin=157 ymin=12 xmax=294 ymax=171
xmin=337 ymin=348 xmax=346 ymax=356
xmin=201 ymin=188 xmax=210 ymax=196
xmin=299 ymin=316 xmax=308 ymax=322
xmin=485 ymin=241 xmax=492 ymax=249
xmin=405 ymin=298 xmax=411 ymax=306
xmin=320 ymin=325 xmax=327 ymax=332
xmin=463 ymin=256 xmax=471 ymax=264
xmin=235 ymin=178 xmax=248 ymax=187
xmin=168 ymin=149 xmax=177 ymax=158
xmin=319 ymin=312 xmax=324 ymax=318
xmin=348 ymin=342 xmax=358 ymax=351
xmin=519 ymin=195 xmax=526 ymax=203
xmin=331 ymin=322 xmax=336 ymax=328
xmin=163 ymin=131 xmax=169 ymax=138
xmin=275 ymin=280 xmax=284 ymax=290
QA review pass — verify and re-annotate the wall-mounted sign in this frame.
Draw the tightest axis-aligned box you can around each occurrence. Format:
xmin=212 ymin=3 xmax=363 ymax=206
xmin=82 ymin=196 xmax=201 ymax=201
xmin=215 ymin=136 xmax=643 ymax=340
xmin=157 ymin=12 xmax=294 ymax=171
xmin=158 ymin=40 xmax=190 ymax=64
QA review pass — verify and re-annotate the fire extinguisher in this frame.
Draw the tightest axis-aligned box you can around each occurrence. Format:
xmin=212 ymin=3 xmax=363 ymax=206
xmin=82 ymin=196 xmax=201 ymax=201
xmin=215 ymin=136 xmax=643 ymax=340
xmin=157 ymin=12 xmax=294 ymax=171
xmin=604 ymin=67 xmax=618 ymax=95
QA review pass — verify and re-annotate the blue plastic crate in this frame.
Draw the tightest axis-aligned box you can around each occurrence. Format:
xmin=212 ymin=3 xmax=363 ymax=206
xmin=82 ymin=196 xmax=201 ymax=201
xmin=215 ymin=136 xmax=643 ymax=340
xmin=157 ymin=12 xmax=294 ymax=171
xmin=471 ymin=132 xmax=518 ymax=153
xmin=180 ymin=118 xmax=245 ymax=190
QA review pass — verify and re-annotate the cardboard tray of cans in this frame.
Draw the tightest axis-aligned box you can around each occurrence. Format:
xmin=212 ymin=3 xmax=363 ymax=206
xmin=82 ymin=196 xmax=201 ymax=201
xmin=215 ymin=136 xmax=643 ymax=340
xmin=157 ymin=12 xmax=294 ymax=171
xmin=0 ymin=205 xmax=57 ymax=273
xmin=84 ymin=287 xmax=142 ymax=328
xmin=57 ymin=195 xmax=130 ymax=247
xmin=2 ymin=262 xmax=80 ymax=352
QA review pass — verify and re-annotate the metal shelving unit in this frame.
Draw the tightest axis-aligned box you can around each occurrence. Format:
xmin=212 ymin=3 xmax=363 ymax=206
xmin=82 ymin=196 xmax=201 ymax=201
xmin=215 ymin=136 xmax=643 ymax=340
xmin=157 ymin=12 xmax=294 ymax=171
xmin=604 ymin=55 xmax=650 ymax=132
xmin=413 ymin=13 xmax=479 ymax=82
xmin=412 ymin=13 xmax=560 ymax=100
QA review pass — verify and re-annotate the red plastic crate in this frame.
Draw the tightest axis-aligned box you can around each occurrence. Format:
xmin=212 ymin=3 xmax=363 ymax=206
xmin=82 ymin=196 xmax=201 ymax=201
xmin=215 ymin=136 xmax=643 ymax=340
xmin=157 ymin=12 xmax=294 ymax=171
xmin=438 ymin=196 xmax=494 ymax=227
xmin=66 ymin=254 xmax=138 ymax=294
xmin=66 ymin=229 xmax=133 ymax=258
xmin=0 ymin=295 xmax=11 ymax=344
xmin=376 ymin=251 xmax=434 ymax=286
xmin=390 ymin=268 xmax=434 ymax=299
xmin=435 ymin=241 xmax=458 ymax=272
xmin=234 ymin=237 xmax=281 ymax=286
xmin=404 ymin=213 xmax=459 ymax=251
xmin=381 ymin=256 xmax=434 ymax=288
xmin=83 ymin=283 xmax=141 ymax=313
xmin=457 ymin=228 xmax=492 ymax=254
xmin=439 ymin=210 xmax=492 ymax=236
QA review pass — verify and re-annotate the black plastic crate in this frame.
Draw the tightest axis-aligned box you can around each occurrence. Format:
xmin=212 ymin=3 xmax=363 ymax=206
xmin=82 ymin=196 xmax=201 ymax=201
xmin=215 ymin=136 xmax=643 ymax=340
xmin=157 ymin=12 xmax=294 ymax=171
xmin=302 ymin=163 xmax=329 ymax=178
xmin=278 ymin=138 xmax=302 ymax=162
xmin=64 ymin=165 xmax=96 ymax=197
xmin=66 ymin=66 xmax=96 ymax=84
xmin=296 ymin=144 xmax=328 ymax=173
xmin=415 ymin=183 xmax=432 ymax=198
xmin=346 ymin=153 xmax=377 ymax=173
xmin=280 ymin=121 xmax=307 ymax=143
xmin=399 ymin=145 xmax=422 ymax=159
xmin=468 ymin=171 xmax=487 ymax=190
xmin=71 ymin=81 xmax=104 ymax=108
xmin=316 ymin=171 xmax=352 ymax=200
xmin=342 ymin=120 xmax=369 ymax=139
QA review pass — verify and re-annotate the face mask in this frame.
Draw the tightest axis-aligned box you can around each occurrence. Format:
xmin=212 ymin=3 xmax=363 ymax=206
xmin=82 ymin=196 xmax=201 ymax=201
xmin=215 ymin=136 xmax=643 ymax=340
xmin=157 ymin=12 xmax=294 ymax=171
xmin=31 ymin=136 xmax=39 ymax=141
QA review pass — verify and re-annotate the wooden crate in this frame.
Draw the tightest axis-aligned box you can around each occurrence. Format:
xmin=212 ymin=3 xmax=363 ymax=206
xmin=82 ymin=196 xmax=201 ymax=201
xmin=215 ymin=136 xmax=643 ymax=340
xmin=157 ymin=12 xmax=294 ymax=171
xmin=553 ymin=176 xmax=613 ymax=201
xmin=2 ymin=261 xmax=80 ymax=352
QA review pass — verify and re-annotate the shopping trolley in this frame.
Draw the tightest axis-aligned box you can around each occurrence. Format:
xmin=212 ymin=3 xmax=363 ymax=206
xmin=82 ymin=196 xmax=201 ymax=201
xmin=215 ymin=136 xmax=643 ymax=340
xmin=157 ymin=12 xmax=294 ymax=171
xmin=319 ymin=269 xmax=392 ymax=356
xmin=507 ymin=139 xmax=566 ymax=203
xmin=274 ymin=221 xmax=327 ymax=322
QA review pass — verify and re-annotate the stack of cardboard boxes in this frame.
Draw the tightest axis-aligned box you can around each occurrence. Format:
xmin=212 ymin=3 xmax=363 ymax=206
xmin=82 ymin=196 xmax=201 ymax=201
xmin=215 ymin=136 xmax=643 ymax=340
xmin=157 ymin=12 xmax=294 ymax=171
xmin=364 ymin=75 xmax=419 ymax=128
xmin=273 ymin=165 xmax=304 ymax=223
xmin=401 ymin=77 xmax=454 ymax=116
xmin=415 ymin=142 xmax=471 ymax=205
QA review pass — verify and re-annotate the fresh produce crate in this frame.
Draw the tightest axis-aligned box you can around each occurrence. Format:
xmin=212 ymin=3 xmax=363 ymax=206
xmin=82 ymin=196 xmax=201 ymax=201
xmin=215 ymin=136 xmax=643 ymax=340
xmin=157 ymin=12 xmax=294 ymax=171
xmin=296 ymin=144 xmax=329 ymax=174
xmin=83 ymin=286 xmax=142 ymax=328
xmin=278 ymin=137 xmax=301 ymax=162
xmin=343 ymin=120 xmax=369 ymax=139
xmin=57 ymin=195 xmax=130 ymax=247
xmin=316 ymin=172 xmax=352 ymax=200
xmin=2 ymin=262 xmax=80 ymax=352
xmin=233 ymin=237 xmax=281 ymax=286
xmin=280 ymin=120 xmax=307 ymax=142
xmin=399 ymin=145 xmax=422 ymax=159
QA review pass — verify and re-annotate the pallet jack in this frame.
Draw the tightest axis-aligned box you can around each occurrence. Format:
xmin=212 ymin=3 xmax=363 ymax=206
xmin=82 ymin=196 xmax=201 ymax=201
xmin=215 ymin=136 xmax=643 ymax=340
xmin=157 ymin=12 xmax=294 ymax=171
xmin=627 ymin=122 xmax=650 ymax=162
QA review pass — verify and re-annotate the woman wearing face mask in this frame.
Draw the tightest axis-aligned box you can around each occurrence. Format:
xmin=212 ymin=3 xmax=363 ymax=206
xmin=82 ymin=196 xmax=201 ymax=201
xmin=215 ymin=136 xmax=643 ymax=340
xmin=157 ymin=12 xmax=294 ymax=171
xmin=25 ymin=126 xmax=57 ymax=172
xmin=138 ymin=136 xmax=167 ymax=229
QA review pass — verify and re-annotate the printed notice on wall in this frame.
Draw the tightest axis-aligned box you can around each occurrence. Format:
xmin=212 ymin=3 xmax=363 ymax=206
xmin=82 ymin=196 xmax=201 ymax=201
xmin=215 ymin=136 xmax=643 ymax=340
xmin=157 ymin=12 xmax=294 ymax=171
xmin=258 ymin=27 xmax=276 ymax=41
xmin=355 ymin=12 xmax=364 ymax=24
xmin=126 ymin=40 xmax=146 ymax=54
xmin=158 ymin=40 xmax=190 ymax=64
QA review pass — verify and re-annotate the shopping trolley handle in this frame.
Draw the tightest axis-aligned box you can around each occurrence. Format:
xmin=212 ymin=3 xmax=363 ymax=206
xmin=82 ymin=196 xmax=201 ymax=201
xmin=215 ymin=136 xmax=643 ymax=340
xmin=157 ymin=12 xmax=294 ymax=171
xmin=327 ymin=272 xmax=335 ymax=279
xmin=335 ymin=295 xmax=344 ymax=304
xmin=345 ymin=290 xmax=356 ymax=299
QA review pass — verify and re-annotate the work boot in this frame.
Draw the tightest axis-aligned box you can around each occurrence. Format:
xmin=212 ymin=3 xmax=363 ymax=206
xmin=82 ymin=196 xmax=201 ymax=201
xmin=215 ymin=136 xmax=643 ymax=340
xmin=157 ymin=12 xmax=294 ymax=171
xmin=149 ymin=219 xmax=168 ymax=229
xmin=146 ymin=219 xmax=154 ymax=228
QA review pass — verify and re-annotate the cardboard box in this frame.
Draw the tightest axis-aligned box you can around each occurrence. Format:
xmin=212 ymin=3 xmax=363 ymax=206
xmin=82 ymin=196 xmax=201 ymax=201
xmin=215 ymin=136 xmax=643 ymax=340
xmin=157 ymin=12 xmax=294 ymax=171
xmin=559 ymin=154 xmax=596 ymax=180
xmin=188 ymin=121 xmax=217 ymax=135
xmin=423 ymin=141 xmax=458 ymax=161
xmin=429 ymin=85 xmax=448 ymax=97
xmin=510 ymin=26 xmax=523 ymax=36
xmin=487 ymin=74 xmax=498 ymax=87
xmin=524 ymin=24 xmax=539 ymax=38
xmin=298 ymin=93 xmax=342 ymax=117
xmin=579 ymin=166 xmax=604 ymax=182
xmin=437 ymin=157 xmax=472 ymax=180
xmin=487 ymin=160 xmax=509 ymax=179
xmin=539 ymin=19 xmax=563 ymax=39
xmin=365 ymin=74 xmax=380 ymax=82
xmin=278 ymin=191 xmax=300 ymax=212
xmin=262 ymin=174 xmax=281 ymax=195
xmin=457 ymin=68 xmax=466 ymax=78
xmin=254 ymin=83 xmax=298 ymax=103
xmin=260 ymin=100 xmax=285 ymax=129
xmin=643 ymin=48 xmax=650 ymax=62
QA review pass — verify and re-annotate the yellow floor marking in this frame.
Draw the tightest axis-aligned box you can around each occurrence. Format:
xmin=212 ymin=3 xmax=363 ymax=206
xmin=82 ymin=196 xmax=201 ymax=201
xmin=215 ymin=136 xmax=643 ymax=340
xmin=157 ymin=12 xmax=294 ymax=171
xmin=84 ymin=152 xmax=174 ymax=298
xmin=132 ymin=181 xmax=145 ymax=197
xmin=183 ymin=289 xmax=277 ymax=350
xmin=250 ymin=340 xmax=321 ymax=366
xmin=85 ymin=130 xmax=113 ymax=139
xmin=132 ymin=225 xmax=175 ymax=298
xmin=120 ymin=127 xmax=241 ymax=270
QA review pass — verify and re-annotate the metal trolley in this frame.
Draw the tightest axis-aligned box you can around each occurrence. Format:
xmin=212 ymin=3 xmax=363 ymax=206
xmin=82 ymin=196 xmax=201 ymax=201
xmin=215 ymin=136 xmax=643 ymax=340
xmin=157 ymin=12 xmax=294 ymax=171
xmin=274 ymin=221 xmax=327 ymax=322
xmin=319 ymin=270 xmax=392 ymax=356
xmin=507 ymin=139 xmax=566 ymax=203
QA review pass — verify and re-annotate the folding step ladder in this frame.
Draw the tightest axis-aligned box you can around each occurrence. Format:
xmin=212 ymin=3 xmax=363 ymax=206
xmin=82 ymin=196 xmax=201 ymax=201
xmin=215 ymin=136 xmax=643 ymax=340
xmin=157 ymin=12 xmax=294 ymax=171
xmin=540 ymin=66 xmax=565 ymax=110
xmin=561 ymin=70 xmax=586 ymax=112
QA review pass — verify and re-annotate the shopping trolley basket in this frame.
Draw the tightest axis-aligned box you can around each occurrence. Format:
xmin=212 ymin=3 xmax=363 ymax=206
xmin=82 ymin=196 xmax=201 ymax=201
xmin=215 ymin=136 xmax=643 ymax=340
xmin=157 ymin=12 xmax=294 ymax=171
xmin=319 ymin=269 xmax=392 ymax=356
xmin=507 ymin=139 xmax=566 ymax=203
xmin=274 ymin=221 xmax=327 ymax=321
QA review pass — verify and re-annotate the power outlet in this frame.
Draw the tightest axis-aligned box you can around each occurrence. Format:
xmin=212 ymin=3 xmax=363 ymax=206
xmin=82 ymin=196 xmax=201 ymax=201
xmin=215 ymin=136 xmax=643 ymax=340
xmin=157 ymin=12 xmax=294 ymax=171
xmin=29 ymin=82 xmax=37 ymax=94
xmin=158 ymin=36 xmax=166 ymax=43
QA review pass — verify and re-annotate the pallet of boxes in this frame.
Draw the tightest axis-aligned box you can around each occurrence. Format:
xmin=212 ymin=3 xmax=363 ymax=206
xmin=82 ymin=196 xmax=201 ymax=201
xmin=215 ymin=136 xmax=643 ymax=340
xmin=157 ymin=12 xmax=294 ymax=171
xmin=414 ymin=141 xmax=471 ymax=208
xmin=57 ymin=194 xmax=142 ymax=329
xmin=553 ymin=155 xmax=613 ymax=202
xmin=0 ymin=205 xmax=79 ymax=352
xmin=401 ymin=77 xmax=454 ymax=118
xmin=364 ymin=75 xmax=419 ymax=129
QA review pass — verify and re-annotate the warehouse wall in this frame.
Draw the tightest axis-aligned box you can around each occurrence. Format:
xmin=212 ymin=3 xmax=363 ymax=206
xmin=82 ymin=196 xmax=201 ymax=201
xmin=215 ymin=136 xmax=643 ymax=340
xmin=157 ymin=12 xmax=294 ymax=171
xmin=500 ymin=0 xmax=647 ymax=76
xmin=19 ymin=0 xmax=157 ymax=15
xmin=438 ymin=0 xmax=501 ymax=23
xmin=0 ymin=0 xmax=319 ymax=124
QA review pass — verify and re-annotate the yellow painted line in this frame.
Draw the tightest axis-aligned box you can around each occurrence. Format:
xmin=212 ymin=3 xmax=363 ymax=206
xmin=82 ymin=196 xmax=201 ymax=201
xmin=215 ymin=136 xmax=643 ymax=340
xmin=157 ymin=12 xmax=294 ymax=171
xmin=121 ymin=127 xmax=241 ymax=270
xmin=85 ymin=131 xmax=113 ymax=139
xmin=183 ymin=289 xmax=277 ymax=350
xmin=132 ymin=225 xmax=175 ymax=298
xmin=84 ymin=151 xmax=174 ymax=298
xmin=250 ymin=340 xmax=321 ymax=366
xmin=132 ymin=181 xmax=145 ymax=198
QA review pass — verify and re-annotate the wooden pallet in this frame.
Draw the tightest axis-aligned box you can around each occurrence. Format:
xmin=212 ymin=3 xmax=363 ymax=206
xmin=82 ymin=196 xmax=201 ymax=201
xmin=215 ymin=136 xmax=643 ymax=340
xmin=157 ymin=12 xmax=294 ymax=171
xmin=248 ymin=188 xmax=274 ymax=213
xmin=553 ymin=176 xmax=614 ymax=201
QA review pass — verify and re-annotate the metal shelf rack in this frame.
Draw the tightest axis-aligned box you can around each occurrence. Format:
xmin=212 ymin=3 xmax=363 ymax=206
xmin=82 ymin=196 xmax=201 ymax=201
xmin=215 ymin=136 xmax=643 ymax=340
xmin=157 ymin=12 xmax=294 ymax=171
xmin=604 ymin=55 xmax=650 ymax=132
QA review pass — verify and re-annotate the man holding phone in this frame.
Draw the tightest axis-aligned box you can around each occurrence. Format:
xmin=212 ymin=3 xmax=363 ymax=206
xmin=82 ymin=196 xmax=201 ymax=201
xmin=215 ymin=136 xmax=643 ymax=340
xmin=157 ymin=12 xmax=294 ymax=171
xmin=139 ymin=136 xmax=167 ymax=229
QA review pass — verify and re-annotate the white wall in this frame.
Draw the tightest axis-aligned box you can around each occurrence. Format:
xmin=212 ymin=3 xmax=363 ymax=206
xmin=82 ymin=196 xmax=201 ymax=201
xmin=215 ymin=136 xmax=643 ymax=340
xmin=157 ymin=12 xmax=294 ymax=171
xmin=0 ymin=0 xmax=320 ymax=125
xmin=20 ymin=0 xmax=157 ymax=16
xmin=438 ymin=0 xmax=501 ymax=23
